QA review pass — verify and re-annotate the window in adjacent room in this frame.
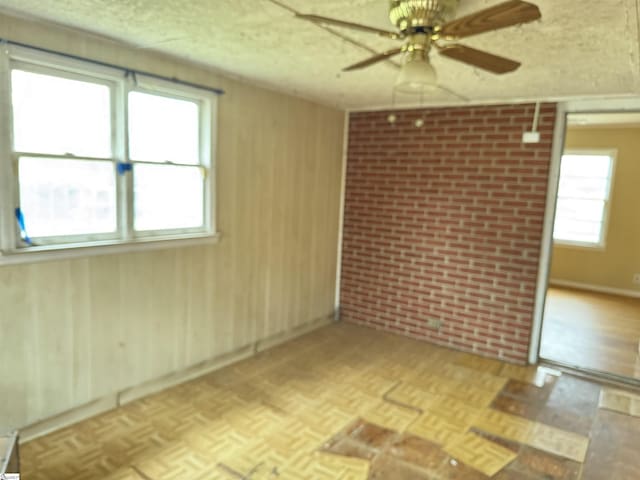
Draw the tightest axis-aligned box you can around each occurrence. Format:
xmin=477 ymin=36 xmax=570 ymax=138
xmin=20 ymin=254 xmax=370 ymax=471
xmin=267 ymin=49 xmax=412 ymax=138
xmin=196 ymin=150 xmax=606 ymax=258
xmin=553 ymin=150 xmax=616 ymax=248
xmin=0 ymin=46 xmax=217 ymax=260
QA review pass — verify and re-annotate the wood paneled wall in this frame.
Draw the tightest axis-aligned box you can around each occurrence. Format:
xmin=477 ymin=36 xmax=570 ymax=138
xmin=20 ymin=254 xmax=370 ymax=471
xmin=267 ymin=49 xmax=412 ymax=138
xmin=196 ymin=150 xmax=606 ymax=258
xmin=0 ymin=13 xmax=345 ymax=429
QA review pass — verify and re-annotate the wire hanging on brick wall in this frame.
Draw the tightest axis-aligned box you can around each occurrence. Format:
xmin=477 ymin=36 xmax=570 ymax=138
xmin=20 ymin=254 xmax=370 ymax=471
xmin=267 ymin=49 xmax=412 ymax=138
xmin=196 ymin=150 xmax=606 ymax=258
xmin=387 ymin=88 xmax=398 ymax=125
xmin=414 ymin=89 xmax=426 ymax=128
xmin=386 ymin=87 xmax=428 ymax=128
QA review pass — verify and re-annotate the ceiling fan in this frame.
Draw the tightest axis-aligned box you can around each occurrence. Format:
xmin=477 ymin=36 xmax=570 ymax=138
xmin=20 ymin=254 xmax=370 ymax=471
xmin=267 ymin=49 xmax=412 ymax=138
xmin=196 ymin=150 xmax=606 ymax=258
xmin=296 ymin=0 xmax=541 ymax=92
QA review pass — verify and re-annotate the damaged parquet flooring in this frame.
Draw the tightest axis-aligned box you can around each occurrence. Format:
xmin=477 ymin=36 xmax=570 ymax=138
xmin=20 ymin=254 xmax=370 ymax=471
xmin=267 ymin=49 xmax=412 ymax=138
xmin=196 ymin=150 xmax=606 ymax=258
xmin=20 ymin=323 xmax=640 ymax=479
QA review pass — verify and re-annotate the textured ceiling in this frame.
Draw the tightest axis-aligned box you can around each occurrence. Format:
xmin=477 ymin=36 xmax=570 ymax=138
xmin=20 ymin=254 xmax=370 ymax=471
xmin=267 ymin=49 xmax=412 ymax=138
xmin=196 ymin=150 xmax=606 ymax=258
xmin=0 ymin=0 xmax=639 ymax=110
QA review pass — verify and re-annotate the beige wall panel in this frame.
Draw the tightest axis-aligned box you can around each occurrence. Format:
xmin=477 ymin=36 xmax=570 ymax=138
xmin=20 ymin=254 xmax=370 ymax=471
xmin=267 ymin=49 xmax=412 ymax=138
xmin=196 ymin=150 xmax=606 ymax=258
xmin=551 ymin=127 xmax=640 ymax=292
xmin=0 ymin=12 xmax=345 ymax=429
xmin=1 ymin=266 xmax=31 ymax=425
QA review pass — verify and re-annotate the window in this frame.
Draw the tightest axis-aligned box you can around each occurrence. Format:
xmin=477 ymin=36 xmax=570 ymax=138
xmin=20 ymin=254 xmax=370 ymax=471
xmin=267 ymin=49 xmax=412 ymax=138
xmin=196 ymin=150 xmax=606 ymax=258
xmin=0 ymin=46 xmax=217 ymax=260
xmin=553 ymin=150 xmax=616 ymax=248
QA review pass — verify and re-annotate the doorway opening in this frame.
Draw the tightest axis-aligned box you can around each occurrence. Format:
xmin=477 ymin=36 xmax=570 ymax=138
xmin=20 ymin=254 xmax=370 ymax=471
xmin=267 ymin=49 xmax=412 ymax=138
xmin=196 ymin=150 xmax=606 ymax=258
xmin=539 ymin=111 xmax=640 ymax=381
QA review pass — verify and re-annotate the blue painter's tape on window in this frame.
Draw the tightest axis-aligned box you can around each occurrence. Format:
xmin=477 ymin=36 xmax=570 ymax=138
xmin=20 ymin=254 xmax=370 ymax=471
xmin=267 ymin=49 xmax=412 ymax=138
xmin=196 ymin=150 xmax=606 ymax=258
xmin=15 ymin=207 xmax=32 ymax=245
xmin=117 ymin=162 xmax=133 ymax=175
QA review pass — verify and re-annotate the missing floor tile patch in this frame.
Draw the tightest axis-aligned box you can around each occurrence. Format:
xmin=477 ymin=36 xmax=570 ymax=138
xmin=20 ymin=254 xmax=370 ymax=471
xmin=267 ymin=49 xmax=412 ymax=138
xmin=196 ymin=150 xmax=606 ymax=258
xmin=599 ymin=389 xmax=640 ymax=417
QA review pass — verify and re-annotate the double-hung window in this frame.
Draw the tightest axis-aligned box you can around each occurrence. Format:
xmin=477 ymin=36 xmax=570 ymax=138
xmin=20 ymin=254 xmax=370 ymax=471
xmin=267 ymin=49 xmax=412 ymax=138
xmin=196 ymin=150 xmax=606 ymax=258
xmin=553 ymin=150 xmax=616 ymax=248
xmin=0 ymin=46 xmax=217 ymax=261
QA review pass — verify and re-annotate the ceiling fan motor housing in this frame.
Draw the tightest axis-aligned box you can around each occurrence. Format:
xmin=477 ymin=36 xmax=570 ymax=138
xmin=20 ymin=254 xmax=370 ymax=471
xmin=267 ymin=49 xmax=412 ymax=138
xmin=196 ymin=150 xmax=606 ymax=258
xmin=389 ymin=0 xmax=459 ymax=32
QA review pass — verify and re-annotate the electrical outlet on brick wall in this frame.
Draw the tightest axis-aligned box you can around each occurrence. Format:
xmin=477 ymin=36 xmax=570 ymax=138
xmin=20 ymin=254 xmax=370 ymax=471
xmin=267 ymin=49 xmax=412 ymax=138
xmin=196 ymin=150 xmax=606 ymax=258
xmin=427 ymin=318 xmax=442 ymax=330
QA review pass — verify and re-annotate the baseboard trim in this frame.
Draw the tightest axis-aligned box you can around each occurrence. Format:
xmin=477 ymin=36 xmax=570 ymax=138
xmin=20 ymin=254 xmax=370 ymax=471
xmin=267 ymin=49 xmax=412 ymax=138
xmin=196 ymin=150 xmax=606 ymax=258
xmin=20 ymin=394 xmax=118 ymax=443
xmin=19 ymin=314 xmax=334 ymax=443
xmin=549 ymin=278 xmax=640 ymax=299
xmin=118 ymin=346 xmax=255 ymax=406
xmin=255 ymin=315 xmax=334 ymax=353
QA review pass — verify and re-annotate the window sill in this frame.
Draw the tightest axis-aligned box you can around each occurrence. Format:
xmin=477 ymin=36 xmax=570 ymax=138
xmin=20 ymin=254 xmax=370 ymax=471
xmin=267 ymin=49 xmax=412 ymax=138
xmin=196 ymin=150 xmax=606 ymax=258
xmin=553 ymin=240 xmax=606 ymax=251
xmin=0 ymin=231 xmax=221 ymax=266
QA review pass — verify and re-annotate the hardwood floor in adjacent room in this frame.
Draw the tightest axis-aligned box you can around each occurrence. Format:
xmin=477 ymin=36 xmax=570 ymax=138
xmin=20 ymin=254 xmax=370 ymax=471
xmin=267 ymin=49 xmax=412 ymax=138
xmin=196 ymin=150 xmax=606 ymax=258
xmin=540 ymin=286 xmax=640 ymax=380
xmin=20 ymin=323 xmax=640 ymax=479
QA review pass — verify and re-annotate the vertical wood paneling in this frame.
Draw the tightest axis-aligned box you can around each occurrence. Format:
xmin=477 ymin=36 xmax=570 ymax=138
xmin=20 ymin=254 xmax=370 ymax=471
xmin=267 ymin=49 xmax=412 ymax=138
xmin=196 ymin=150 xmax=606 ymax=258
xmin=0 ymin=266 xmax=31 ymax=425
xmin=87 ymin=255 xmax=123 ymax=398
xmin=68 ymin=259 xmax=92 ymax=406
xmin=0 ymin=13 xmax=345 ymax=429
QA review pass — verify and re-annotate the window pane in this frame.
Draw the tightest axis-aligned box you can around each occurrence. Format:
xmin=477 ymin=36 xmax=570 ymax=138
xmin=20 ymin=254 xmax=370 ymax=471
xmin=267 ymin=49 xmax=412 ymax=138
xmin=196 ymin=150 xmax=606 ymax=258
xmin=560 ymin=154 xmax=612 ymax=178
xmin=11 ymin=69 xmax=111 ymax=157
xmin=555 ymin=198 xmax=605 ymax=223
xmin=554 ymin=153 xmax=613 ymax=245
xmin=19 ymin=157 xmax=117 ymax=238
xmin=553 ymin=218 xmax=602 ymax=244
xmin=128 ymin=91 xmax=200 ymax=164
xmin=558 ymin=176 xmax=609 ymax=200
xmin=134 ymin=164 xmax=204 ymax=231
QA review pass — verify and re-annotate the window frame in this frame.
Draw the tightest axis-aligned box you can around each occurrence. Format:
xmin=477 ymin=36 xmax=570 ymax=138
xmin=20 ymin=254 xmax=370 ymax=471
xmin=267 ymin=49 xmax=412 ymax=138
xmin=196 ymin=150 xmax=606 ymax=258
xmin=126 ymin=79 xmax=213 ymax=239
xmin=0 ymin=45 xmax=218 ymax=264
xmin=552 ymin=148 xmax=617 ymax=250
xmin=10 ymin=60 xmax=123 ymax=246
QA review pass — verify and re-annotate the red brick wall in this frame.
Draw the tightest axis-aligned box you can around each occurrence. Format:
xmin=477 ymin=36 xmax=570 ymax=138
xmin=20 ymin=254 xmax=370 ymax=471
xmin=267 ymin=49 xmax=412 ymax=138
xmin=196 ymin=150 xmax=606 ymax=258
xmin=340 ymin=103 xmax=557 ymax=363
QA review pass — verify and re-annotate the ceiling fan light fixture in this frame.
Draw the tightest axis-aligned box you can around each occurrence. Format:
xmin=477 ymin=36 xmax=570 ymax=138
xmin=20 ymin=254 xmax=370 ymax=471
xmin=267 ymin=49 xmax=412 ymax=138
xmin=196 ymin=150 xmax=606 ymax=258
xmin=394 ymin=52 xmax=437 ymax=93
xmin=297 ymin=0 xmax=541 ymax=92
xmin=389 ymin=0 xmax=459 ymax=31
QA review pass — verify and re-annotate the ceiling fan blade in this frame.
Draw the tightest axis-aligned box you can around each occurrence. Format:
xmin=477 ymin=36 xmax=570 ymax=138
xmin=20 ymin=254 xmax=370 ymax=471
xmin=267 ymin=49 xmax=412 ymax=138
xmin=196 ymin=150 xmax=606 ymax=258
xmin=296 ymin=13 xmax=401 ymax=39
xmin=440 ymin=0 xmax=541 ymax=38
xmin=343 ymin=48 xmax=404 ymax=72
xmin=438 ymin=44 xmax=521 ymax=74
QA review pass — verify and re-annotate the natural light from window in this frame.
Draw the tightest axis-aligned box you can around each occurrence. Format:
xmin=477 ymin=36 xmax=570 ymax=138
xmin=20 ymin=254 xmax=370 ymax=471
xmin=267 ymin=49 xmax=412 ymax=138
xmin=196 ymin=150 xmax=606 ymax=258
xmin=128 ymin=91 xmax=200 ymax=164
xmin=553 ymin=153 xmax=614 ymax=246
xmin=133 ymin=164 xmax=204 ymax=231
xmin=11 ymin=69 xmax=111 ymax=158
xmin=3 ymin=48 xmax=215 ymax=255
xmin=19 ymin=157 xmax=117 ymax=238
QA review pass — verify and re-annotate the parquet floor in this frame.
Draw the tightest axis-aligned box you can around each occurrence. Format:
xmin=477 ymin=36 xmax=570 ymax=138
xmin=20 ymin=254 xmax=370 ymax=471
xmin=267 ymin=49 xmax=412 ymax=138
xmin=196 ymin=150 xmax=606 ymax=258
xmin=541 ymin=287 xmax=640 ymax=379
xmin=20 ymin=323 xmax=640 ymax=479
